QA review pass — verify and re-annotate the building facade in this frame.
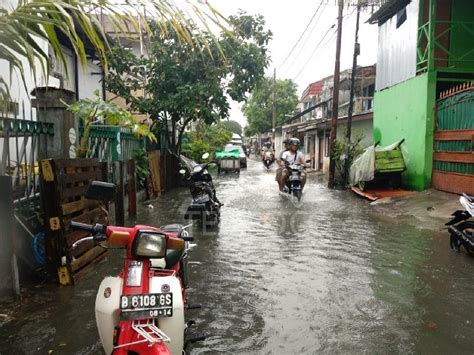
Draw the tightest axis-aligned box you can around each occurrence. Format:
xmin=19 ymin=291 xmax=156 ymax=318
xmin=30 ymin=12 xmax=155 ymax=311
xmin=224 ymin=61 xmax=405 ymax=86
xmin=369 ymin=0 xmax=474 ymax=193
xmin=281 ymin=65 xmax=376 ymax=172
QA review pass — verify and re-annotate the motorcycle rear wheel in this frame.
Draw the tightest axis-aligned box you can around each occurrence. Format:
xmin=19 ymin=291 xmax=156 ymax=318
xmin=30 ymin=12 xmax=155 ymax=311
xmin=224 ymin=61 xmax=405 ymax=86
xmin=293 ymin=190 xmax=302 ymax=201
xmin=450 ymin=221 xmax=474 ymax=255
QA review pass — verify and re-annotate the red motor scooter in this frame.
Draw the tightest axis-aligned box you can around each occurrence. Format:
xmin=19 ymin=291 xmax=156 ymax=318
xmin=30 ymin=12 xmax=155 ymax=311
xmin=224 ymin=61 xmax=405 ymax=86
xmin=71 ymin=181 xmax=204 ymax=354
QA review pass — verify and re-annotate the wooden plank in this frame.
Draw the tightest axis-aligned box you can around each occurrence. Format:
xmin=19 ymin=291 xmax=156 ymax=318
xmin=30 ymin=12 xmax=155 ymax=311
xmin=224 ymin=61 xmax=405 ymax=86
xmin=39 ymin=159 xmax=65 ymax=275
xmin=433 ymin=170 xmax=474 ymax=195
xmin=128 ymin=159 xmax=137 ymax=217
xmin=61 ymin=199 xmax=85 ymax=215
xmin=375 ymin=159 xmax=405 ymax=172
xmin=434 ymin=129 xmax=474 ymax=141
xmin=99 ymin=161 xmax=108 ymax=182
xmin=148 ymin=151 xmax=161 ymax=196
xmin=64 ymin=207 xmax=104 ymax=226
xmin=57 ymin=170 xmax=101 ymax=185
xmin=375 ymin=150 xmax=403 ymax=159
xmin=433 ymin=152 xmax=474 ymax=163
xmin=71 ymin=245 xmax=107 ymax=272
xmin=59 ymin=184 xmax=88 ymax=200
xmin=65 ymin=229 xmax=91 ymax=247
xmin=70 ymin=240 xmax=94 ymax=258
xmin=54 ymin=158 xmax=99 ymax=169
xmin=61 ymin=198 xmax=98 ymax=216
xmin=115 ymin=161 xmax=125 ymax=226
xmin=73 ymin=251 xmax=107 ymax=280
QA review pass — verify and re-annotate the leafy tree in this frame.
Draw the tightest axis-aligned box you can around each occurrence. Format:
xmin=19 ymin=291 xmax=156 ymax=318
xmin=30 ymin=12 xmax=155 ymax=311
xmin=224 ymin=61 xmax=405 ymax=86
xmin=243 ymin=77 xmax=298 ymax=136
xmin=106 ymin=13 xmax=271 ymax=154
xmin=0 ymin=0 xmax=229 ymax=108
xmin=181 ymin=124 xmax=232 ymax=163
xmin=220 ymin=120 xmax=242 ymax=136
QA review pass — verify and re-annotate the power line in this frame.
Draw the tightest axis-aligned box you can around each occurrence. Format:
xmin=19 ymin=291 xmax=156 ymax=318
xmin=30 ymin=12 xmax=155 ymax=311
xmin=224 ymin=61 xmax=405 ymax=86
xmin=292 ymin=23 xmax=336 ymax=81
xmin=284 ymin=4 xmax=327 ymax=72
xmin=291 ymin=6 xmax=358 ymax=82
xmin=277 ymin=1 xmax=324 ymax=71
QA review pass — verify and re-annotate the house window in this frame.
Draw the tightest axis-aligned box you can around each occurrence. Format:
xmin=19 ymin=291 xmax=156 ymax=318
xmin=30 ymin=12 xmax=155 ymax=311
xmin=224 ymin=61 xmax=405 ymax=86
xmin=396 ymin=7 xmax=407 ymax=28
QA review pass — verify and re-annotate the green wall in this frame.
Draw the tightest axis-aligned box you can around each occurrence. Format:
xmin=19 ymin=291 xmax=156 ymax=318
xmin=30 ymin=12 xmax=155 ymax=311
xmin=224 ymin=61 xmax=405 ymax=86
xmin=373 ymin=73 xmax=435 ymax=190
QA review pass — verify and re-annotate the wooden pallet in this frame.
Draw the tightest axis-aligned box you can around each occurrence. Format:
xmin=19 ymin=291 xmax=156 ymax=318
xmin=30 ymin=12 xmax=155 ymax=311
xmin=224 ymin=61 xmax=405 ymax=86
xmin=39 ymin=158 xmax=108 ymax=285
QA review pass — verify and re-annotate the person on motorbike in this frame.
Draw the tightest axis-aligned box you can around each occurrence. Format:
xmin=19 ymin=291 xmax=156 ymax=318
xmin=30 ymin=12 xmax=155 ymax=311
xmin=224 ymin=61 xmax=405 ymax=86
xmin=278 ymin=138 xmax=307 ymax=192
xmin=275 ymin=138 xmax=290 ymax=183
xmin=261 ymin=141 xmax=274 ymax=160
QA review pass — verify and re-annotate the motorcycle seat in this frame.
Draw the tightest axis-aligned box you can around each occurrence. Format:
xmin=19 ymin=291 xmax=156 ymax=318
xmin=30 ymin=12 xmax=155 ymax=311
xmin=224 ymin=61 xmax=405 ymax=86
xmin=150 ymin=248 xmax=184 ymax=269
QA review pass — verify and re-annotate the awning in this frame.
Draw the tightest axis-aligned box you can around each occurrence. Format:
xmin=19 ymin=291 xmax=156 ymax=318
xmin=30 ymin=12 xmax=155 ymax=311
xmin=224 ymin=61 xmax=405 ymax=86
xmin=367 ymin=0 xmax=411 ymax=25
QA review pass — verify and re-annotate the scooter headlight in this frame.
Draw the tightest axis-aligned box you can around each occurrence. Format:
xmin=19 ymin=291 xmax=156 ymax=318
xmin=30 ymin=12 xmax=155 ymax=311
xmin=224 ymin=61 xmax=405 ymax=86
xmin=132 ymin=231 xmax=167 ymax=258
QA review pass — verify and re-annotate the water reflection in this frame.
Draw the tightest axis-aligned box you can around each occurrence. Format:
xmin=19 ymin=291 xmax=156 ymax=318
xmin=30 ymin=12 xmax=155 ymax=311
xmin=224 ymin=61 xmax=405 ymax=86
xmin=0 ymin=159 xmax=473 ymax=354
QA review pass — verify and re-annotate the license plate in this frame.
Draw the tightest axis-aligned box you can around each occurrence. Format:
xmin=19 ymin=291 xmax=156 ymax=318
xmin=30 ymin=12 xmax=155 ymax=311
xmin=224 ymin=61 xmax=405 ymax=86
xmin=193 ymin=194 xmax=209 ymax=204
xmin=289 ymin=175 xmax=300 ymax=181
xmin=120 ymin=293 xmax=173 ymax=320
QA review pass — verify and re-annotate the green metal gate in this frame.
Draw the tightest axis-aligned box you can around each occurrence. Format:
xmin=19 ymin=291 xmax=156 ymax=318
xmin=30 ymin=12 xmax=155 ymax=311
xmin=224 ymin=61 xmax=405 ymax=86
xmin=433 ymin=83 xmax=474 ymax=194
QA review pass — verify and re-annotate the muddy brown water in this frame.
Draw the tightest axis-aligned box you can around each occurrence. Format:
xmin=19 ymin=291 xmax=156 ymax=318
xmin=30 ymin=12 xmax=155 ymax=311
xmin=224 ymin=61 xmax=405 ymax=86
xmin=1 ymin=159 xmax=473 ymax=354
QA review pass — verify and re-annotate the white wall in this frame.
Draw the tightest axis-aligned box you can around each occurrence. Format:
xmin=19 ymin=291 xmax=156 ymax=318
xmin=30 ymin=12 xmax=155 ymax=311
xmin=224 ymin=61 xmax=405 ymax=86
xmin=375 ymin=1 xmax=419 ymax=91
xmin=78 ymin=61 xmax=103 ymax=99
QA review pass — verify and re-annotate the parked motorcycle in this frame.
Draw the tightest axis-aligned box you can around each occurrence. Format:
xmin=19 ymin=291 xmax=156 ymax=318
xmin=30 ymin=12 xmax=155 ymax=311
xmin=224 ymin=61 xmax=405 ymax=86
xmin=262 ymin=151 xmax=275 ymax=171
xmin=284 ymin=161 xmax=304 ymax=201
xmin=71 ymin=181 xmax=204 ymax=354
xmin=446 ymin=193 xmax=474 ymax=255
xmin=181 ymin=153 xmax=221 ymax=225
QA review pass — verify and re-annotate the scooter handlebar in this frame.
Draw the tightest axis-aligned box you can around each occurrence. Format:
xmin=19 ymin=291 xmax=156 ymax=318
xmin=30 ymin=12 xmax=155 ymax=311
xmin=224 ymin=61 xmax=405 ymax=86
xmin=70 ymin=221 xmax=107 ymax=235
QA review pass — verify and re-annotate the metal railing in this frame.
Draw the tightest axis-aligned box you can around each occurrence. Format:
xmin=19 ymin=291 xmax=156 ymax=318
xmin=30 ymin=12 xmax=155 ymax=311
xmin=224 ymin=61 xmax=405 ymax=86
xmin=85 ymin=125 xmax=144 ymax=164
xmin=84 ymin=125 xmax=144 ymax=184
xmin=417 ymin=20 xmax=474 ymax=73
xmin=0 ymin=115 xmax=54 ymax=201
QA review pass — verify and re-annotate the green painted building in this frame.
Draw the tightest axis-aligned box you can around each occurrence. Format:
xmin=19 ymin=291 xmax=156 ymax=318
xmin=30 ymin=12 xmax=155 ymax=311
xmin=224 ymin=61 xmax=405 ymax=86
xmin=369 ymin=0 xmax=474 ymax=191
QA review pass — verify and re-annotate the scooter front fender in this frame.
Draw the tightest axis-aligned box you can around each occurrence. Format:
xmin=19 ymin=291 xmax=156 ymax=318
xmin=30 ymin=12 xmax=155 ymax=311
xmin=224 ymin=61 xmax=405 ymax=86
xmin=96 ymin=276 xmax=123 ymax=355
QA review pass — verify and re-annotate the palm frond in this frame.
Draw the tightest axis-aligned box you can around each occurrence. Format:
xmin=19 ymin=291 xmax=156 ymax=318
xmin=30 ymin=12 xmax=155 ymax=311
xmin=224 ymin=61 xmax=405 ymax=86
xmin=0 ymin=0 xmax=230 ymax=109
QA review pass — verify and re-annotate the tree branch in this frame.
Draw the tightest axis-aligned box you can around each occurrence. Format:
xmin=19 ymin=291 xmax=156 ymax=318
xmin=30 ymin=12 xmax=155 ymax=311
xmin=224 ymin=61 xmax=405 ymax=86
xmin=177 ymin=117 xmax=194 ymax=154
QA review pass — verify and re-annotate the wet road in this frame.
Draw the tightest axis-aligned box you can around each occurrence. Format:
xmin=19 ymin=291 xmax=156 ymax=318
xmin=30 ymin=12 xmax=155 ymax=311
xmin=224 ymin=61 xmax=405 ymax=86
xmin=1 ymin=158 xmax=474 ymax=354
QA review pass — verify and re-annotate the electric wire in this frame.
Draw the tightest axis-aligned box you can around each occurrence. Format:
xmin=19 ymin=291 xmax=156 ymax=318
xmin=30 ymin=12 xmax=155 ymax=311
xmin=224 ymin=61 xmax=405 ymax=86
xmin=292 ymin=23 xmax=336 ymax=81
xmin=284 ymin=4 xmax=327 ymax=72
xmin=277 ymin=1 xmax=324 ymax=71
xmin=291 ymin=6 xmax=358 ymax=82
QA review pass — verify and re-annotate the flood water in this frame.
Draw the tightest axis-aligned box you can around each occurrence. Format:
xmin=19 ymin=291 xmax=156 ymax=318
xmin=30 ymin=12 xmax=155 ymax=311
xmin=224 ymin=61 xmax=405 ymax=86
xmin=1 ymin=158 xmax=474 ymax=354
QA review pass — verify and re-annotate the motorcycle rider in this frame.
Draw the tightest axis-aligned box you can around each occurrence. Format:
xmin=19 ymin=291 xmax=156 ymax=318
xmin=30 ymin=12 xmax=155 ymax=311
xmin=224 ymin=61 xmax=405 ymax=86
xmin=261 ymin=141 xmax=274 ymax=160
xmin=277 ymin=139 xmax=290 ymax=163
xmin=278 ymin=138 xmax=307 ymax=192
xmin=275 ymin=138 xmax=290 ymax=183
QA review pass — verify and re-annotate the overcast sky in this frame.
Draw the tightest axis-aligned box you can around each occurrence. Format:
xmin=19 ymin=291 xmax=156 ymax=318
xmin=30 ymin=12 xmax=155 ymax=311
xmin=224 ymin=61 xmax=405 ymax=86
xmin=208 ymin=0 xmax=380 ymax=127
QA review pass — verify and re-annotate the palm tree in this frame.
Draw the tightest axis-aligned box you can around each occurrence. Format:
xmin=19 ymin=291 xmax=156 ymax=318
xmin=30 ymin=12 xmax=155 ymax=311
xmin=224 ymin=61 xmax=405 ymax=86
xmin=0 ymin=0 xmax=226 ymax=107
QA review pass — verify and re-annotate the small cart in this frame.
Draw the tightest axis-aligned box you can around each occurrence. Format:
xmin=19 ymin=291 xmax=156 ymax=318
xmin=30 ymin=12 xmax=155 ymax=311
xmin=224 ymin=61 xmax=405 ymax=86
xmin=215 ymin=149 xmax=241 ymax=174
xmin=357 ymin=139 xmax=406 ymax=191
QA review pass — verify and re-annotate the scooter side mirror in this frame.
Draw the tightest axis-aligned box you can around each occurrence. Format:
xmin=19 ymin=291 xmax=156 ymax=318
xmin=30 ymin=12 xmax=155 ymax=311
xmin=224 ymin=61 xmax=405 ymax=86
xmin=85 ymin=181 xmax=116 ymax=202
xmin=202 ymin=152 xmax=210 ymax=160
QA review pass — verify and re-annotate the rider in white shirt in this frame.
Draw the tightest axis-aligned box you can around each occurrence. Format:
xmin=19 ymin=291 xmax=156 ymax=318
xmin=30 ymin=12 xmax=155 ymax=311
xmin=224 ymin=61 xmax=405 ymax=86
xmin=277 ymin=138 xmax=307 ymax=192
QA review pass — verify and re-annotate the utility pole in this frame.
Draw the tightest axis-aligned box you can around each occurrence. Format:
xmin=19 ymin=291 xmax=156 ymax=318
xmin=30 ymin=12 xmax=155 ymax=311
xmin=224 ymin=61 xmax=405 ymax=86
xmin=343 ymin=4 xmax=361 ymax=186
xmin=272 ymin=67 xmax=276 ymax=148
xmin=328 ymin=0 xmax=344 ymax=189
